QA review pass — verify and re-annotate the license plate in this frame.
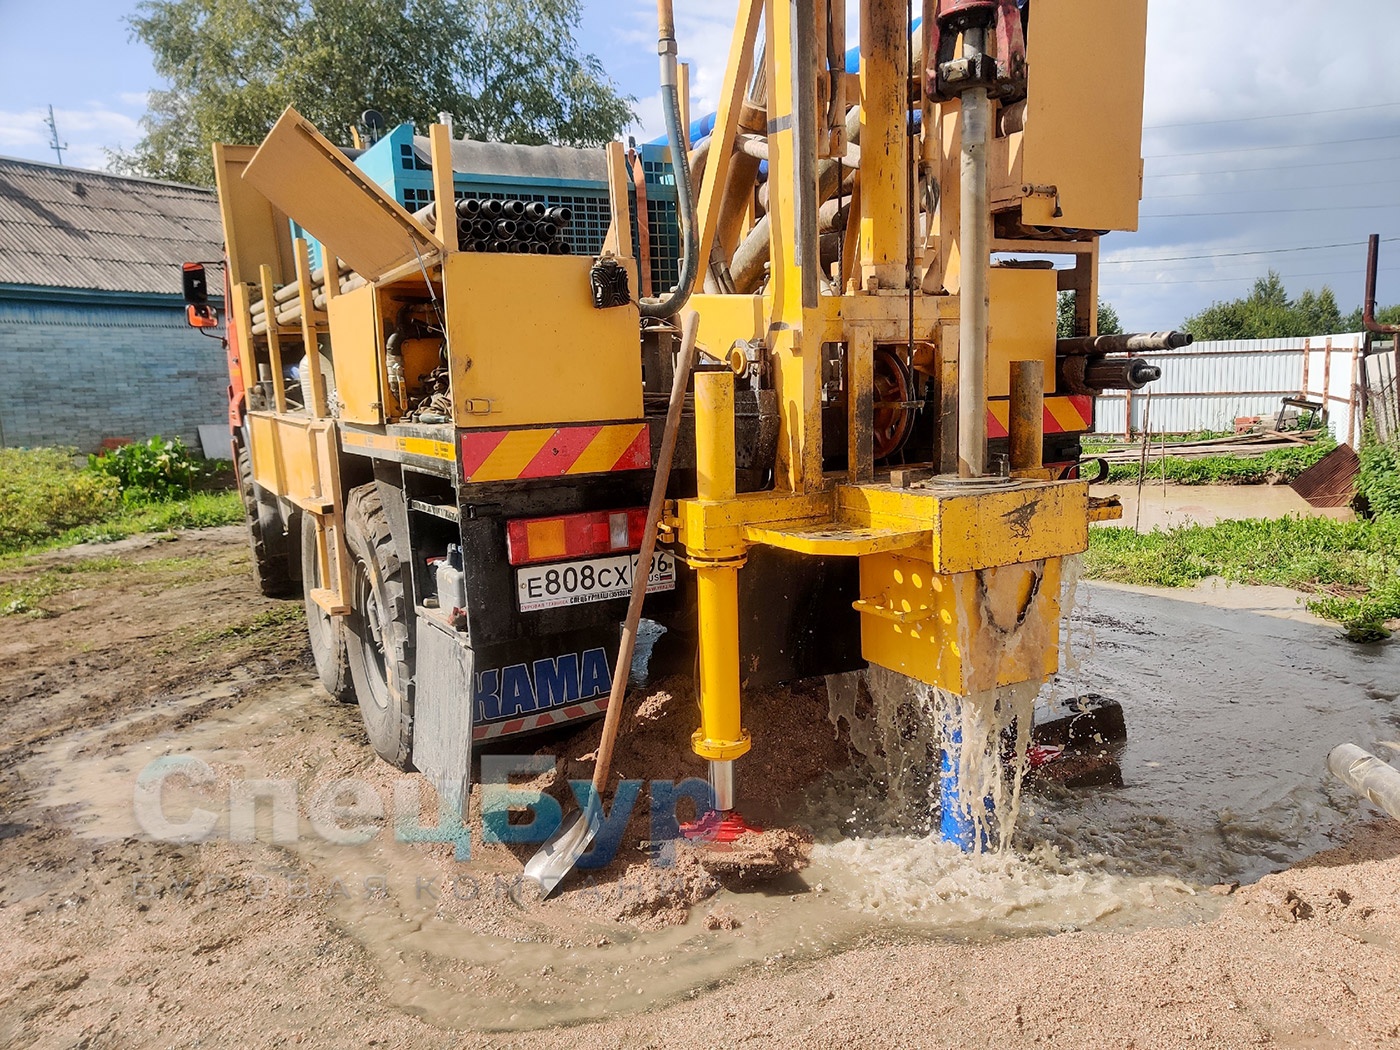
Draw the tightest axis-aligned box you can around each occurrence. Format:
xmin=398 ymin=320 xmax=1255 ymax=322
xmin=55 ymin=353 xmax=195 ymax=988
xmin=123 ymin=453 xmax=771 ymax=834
xmin=516 ymin=550 xmax=676 ymax=612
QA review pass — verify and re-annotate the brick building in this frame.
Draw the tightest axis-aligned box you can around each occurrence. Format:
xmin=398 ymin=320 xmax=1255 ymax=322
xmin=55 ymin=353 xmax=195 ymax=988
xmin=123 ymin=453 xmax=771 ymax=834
xmin=0 ymin=156 xmax=226 ymax=452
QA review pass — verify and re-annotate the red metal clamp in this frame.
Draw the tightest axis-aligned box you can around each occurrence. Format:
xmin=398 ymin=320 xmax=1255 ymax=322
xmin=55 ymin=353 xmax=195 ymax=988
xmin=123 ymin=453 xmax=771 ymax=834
xmin=926 ymin=0 xmax=1028 ymax=102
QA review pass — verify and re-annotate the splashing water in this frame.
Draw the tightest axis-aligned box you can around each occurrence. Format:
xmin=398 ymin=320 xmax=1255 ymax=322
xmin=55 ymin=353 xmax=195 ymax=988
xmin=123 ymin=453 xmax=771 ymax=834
xmin=828 ymin=555 xmax=1084 ymax=851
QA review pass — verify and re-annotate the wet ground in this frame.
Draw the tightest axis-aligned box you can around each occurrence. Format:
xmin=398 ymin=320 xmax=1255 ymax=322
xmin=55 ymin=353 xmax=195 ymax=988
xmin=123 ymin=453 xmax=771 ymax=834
xmin=1103 ymin=481 xmax=1353 ymax=530
xmin=1 ymin=526 xmax=1398 ymax=1048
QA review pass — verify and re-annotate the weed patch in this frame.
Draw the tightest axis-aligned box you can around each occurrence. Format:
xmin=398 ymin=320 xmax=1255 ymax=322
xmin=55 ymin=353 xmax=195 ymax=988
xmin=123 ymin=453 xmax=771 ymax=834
xmin=1 ymin=446 xmax=241 ymax=557
xmin=1086 ymin=515 xmax=1400 ymax=638
xmin=1098 ymin=440 xmax=1334 ymax=486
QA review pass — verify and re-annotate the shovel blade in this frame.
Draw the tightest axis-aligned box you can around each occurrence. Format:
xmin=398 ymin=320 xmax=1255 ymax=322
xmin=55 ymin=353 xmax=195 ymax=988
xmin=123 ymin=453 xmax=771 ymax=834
xmin=522 ymin=796 xmax=601 ymax=897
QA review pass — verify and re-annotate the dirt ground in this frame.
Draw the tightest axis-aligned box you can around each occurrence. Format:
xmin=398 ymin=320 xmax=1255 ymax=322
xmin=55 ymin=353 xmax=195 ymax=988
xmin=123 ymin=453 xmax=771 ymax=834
xmin=1 ymin=525 xmax=1398 ymax=1049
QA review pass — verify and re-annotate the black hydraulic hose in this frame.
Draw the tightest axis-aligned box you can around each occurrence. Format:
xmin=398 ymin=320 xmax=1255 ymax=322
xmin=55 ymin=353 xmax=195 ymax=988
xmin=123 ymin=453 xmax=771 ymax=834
xmin=639 ymin=12 xmax=698 ymax=320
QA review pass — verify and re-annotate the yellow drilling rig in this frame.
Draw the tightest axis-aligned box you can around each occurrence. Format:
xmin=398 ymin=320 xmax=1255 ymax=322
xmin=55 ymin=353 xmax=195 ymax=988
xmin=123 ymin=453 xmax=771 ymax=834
xmin=191 ymin=0 xmax=1169 ymax=860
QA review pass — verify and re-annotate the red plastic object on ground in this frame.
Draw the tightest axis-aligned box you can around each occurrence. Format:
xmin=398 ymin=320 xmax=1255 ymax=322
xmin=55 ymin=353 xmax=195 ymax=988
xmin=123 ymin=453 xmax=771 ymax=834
xmin=679 ymin=810 xmax=762 ymax=843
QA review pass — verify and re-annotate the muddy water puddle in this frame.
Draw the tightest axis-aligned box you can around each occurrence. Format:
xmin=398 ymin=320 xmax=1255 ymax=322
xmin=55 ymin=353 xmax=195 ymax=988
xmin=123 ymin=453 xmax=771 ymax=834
xmin=27 ymin=582 xmax=1400 ymax=1032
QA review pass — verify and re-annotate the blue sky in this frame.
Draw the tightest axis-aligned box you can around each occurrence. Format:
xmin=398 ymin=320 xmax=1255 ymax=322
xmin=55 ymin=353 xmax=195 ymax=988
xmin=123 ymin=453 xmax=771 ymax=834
xmin=1 ymin=0 xmax=1397 ymax=330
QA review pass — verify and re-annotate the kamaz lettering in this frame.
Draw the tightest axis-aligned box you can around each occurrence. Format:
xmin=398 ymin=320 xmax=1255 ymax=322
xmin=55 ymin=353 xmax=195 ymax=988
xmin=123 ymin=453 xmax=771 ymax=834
xmin=474 ymin=648 xmax=612 ymax=722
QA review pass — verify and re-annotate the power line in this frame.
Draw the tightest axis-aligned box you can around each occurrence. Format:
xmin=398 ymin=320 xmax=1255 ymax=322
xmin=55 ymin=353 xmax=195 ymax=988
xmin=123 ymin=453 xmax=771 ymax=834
xmin=1146 ymin=177 xmax=1400 ymax=201
xmin=1144 ymin=100 xmax=1400 ymax=131
xmin=1144 ymin=135 xmax=1400 ymax=160
xmin=1105 ymin=268 xmax=1382 ymax=288
xmin=1146 ymin=154 xmax=1400 ymax=179
xmin=1101 ymin=239 xmax=1400 ymax=267
xmin=1141 ymin=203 xmax=1398 ymax=219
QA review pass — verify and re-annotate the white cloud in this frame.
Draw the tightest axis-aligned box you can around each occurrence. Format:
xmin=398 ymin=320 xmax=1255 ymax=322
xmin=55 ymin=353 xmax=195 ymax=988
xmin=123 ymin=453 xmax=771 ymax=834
xmin=0 ymin=102 xmax=142 ymax=171
xmin=614 ymin=0 xmax=1400 ymax=325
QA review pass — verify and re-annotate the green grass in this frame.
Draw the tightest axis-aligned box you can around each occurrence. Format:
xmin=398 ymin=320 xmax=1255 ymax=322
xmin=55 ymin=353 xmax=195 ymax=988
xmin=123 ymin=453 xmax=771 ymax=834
xmin=1085 ymin=515 xmax=1400 ymax=640
xmin=192 ymin=603 xmax=304 ymax=645
xmin=0 ymin=446 xmax=242 ymax=559
xmin=1 ymin=555 xmax=126 ymax=616
xmin=1097 ymin=440 xmax=1334 ymax=486
xmin=0 ymin=547 xmax=250 ymax=618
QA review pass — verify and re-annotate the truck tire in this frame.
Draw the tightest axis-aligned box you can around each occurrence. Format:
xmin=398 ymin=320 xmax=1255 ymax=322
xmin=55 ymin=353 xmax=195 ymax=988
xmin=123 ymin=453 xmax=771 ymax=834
xmin=301 ymin=517 xmax=355 ymax=704
xmin=344 ymin=485 xmax=415 ymax=769
xmin=236 ymin=438 xmax=297 ymax=598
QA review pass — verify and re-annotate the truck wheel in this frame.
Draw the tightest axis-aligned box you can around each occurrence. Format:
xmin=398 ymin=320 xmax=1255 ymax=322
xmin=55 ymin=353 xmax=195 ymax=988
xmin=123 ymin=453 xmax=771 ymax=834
xmin=301 ymin=517 xmax=355 ymax=704
xmin=344 ymin=485 xmax=414 ymax=769
xmin=236 ymin=438 xmax=297 ymax=598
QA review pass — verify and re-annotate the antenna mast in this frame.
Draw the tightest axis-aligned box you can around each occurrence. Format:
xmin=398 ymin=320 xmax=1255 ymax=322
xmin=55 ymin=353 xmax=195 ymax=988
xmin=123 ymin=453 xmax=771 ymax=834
xmin=45 ymin=105 xmax=68 ymax=165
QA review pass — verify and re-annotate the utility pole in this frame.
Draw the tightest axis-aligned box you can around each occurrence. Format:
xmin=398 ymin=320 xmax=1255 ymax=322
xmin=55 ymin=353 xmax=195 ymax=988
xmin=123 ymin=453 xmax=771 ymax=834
xmin=44 ymin=105 xmax=67 ymax=165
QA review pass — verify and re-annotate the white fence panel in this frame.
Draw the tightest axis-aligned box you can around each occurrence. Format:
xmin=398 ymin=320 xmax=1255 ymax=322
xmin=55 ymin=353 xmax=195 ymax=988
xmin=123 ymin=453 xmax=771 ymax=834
xmin=1094 ymin=334 xmax=1368 ymax=445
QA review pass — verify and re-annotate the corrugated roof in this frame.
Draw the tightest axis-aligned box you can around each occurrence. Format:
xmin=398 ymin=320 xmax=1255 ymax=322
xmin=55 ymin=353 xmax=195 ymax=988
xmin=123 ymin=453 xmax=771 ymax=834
xmin=413 ymin=137 xmax=608 ymax=183
xmin=1291 ymin=443 xmax=1361 ymax=509
xmin=0 ymin=156 xmax=222 ymax=296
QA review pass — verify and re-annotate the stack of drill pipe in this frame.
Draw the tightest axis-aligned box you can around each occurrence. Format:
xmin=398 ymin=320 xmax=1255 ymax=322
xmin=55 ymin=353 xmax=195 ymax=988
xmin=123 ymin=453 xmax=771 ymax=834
xmin=451 ymin=197 xmax=573 ymax=255
xmin=248 ymin=261 xmax=360 ymax=335
xmin=413 ymin=198 xmax=573 ymax=255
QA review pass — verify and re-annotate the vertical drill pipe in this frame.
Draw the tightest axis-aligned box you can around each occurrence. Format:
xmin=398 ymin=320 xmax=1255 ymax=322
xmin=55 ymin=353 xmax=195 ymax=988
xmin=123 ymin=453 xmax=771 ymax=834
xmin=691 ymin=370 xmax=749 ymax=792
xmin=939 ymin=704 xmax=990 ymax=851
xmin=957 ymin=85 xmax=992 ymax=478
xmin=1009 ymin=360 xmax=1044 ymax=472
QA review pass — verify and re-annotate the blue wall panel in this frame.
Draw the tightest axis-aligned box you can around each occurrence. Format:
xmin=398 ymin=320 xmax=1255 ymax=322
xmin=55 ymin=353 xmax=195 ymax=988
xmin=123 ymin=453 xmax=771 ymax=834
xmin=0 ymin=295 xmax=228 ymax=452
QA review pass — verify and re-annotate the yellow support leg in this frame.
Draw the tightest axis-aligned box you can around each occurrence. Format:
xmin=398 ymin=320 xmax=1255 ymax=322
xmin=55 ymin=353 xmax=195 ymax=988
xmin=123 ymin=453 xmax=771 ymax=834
xmin=689 ymin=371 xmax=750 ymax=808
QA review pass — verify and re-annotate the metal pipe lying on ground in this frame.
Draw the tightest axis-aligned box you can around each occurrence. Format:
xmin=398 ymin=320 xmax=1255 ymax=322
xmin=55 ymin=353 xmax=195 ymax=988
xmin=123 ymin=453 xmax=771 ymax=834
xmin=1328 ymin=744 xmax=1400 ymax=823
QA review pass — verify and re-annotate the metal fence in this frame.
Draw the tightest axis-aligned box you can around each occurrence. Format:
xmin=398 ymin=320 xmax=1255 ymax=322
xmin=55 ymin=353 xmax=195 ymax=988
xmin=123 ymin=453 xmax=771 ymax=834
xmin=1094 ymin=333 xmax=1393 ymax=447
xmin=1363 ymin=338 xmax=1398 ymax=443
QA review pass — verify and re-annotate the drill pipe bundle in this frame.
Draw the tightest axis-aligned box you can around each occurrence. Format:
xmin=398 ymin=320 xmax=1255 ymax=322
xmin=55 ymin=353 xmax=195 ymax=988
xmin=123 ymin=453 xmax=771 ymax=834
xmin=417 ymin=198 xmax=573 ymax=255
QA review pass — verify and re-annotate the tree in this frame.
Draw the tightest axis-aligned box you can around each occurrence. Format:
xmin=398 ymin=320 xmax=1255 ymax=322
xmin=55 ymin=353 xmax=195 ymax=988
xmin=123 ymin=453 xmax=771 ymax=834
xmin=1056 ymin=292 xmax=1124 ymax=339
xmin=1341 ymin=303 xmax=1400 ymax=331
xmin=113 ymin=0 xmax=635 ymax=185
xmin=1182 ymin=270 xmax=1358 ymax=341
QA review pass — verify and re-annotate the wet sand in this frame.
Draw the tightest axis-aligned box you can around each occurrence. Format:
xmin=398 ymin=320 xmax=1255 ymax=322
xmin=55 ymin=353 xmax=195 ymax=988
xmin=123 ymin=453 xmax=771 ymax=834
xmin=1100 ymin=482 xmax=1354 ymax=531
xmin=1 ymin=527 xmax=1397 ymax=1048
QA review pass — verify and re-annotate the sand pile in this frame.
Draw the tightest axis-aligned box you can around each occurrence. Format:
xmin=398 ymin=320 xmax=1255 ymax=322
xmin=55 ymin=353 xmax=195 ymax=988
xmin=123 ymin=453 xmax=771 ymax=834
xmin=455 ymin=674 xmax=847 ymax=928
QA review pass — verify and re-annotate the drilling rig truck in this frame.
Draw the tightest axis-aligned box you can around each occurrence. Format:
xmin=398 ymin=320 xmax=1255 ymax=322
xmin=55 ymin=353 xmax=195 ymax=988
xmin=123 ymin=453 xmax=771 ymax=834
xmin=190 ymin=0 xmax=1170 ymax=847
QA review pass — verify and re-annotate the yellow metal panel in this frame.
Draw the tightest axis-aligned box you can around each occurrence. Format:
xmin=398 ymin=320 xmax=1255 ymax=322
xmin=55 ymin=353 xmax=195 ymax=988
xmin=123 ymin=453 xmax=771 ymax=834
xmin=856 ymin=554 xmax=1063 ymax=694
xmin=429 ymin=124 xmax=458 ymax=252
xmin=444 ymin=253 xmax=643 ymax=428
xmin=988 ymin=267 xmax=1057 ymax=397
xmin=339 ymin=430 xmax=456 ymax=462
xmin=326 ymin=284 xmax=384 ymax=424
xmin=1045 ymin=396 xmax=1088 ymax=432
xmin=228 ymin=283 xmax=258 ymax=395
xmin=273 ymin=417 xmax=318 ymax=501
xmin=243 ymin=108 xmax=441 ymax=281
xmin=836 ymin=480 xmax=1089 ymax=573
xmin=1021 ymin=0 xmax=1148 ymax=231
xmin=212 ymin=143 xmax=295 ymax=287
xmin=743 ymin=521 xmax=931 ymax=556
xmin=246 ymin=413 xmax=282 ymax=493
xmin=691 ymin=293 xmax=765 ymax=354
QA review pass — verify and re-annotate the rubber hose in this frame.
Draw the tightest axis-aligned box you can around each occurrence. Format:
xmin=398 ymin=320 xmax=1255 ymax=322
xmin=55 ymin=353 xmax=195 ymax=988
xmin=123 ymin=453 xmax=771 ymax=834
xmin=639 ymin=74 xmax=699 ymax=319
